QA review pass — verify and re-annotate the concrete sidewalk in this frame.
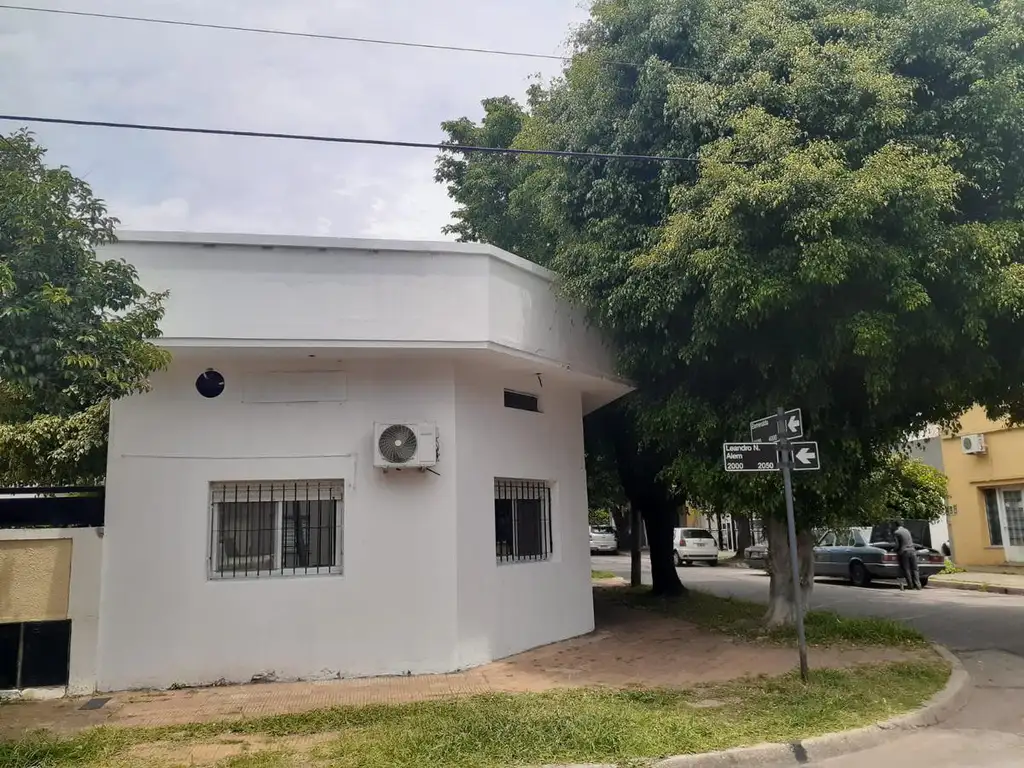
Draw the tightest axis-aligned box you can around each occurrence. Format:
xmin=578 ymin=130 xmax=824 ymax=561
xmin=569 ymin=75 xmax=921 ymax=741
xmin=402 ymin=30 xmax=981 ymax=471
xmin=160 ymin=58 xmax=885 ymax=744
xmin=930 ymin=570 xmax=1024 ymax=596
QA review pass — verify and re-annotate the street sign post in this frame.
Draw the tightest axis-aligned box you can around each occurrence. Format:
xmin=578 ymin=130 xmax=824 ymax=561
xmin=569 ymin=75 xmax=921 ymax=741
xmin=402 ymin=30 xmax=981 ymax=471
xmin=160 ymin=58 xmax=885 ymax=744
xmin=750 ymin=408 xmax=803 ymax=443
xmin=723 ymin=408 xmax=814 ymax=682
xmin=722 ymin=442 xmax=780 ymax=472
xmin=776 ymin=408 xmax=809 ymax=683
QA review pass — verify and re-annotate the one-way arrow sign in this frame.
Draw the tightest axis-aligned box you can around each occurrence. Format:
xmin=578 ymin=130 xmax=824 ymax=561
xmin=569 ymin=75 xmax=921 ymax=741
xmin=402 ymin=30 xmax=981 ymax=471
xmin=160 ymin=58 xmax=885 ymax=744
xmin=790 ymin=441 xmax=820 ymax=471
xmin=750 ymin=408 xmax=803 ymax=443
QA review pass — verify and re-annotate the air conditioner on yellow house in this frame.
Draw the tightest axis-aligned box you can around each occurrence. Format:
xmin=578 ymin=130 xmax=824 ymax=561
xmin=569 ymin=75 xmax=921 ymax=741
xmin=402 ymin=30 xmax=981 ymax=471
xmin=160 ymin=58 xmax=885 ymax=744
xmin=960 ymin=434 xmax=987 ymax=455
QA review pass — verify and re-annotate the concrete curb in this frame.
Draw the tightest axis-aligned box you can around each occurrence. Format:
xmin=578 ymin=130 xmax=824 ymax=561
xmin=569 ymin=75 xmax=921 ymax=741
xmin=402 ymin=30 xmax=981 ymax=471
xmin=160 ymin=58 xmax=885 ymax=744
xmin=548 ymin=645 xmax=970 ymax=768
xmin=929 ymin=580 xmax=1024 ymax=596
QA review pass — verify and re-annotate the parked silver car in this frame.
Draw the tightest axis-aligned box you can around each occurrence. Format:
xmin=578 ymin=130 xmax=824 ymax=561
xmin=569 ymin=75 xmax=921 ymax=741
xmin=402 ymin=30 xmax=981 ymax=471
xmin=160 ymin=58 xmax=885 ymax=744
xmin=673 ymin=527 xmax=720 ymax=566
xmin=589 ymin=525 xmax=618 ymax=554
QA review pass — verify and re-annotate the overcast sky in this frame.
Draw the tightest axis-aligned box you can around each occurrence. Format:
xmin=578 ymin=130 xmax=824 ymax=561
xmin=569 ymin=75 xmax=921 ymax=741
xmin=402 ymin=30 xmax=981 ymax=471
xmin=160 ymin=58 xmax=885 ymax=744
xmin=0 ymin=1 xmax=587 ymax=240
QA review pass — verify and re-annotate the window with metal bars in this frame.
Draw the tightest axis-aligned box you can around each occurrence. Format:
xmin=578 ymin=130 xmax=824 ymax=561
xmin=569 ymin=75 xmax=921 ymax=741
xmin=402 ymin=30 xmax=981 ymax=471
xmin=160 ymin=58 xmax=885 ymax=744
xmin=494 ymin=478 xmax=553 ymax=563
xmin=209 ymin=480 xmax=343 ymax=578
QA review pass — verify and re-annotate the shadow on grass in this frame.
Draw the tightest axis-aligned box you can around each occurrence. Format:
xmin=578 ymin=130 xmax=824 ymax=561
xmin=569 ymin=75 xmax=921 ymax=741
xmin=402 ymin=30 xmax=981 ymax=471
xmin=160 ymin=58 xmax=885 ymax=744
xmin=597 ymin=585 xmax=928 ymax=647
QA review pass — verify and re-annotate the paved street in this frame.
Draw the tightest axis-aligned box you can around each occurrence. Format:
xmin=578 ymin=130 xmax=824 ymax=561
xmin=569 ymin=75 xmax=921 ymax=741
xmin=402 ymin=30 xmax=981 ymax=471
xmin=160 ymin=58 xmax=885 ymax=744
xmin=594 ymin=554 xmax=1024 ymax=765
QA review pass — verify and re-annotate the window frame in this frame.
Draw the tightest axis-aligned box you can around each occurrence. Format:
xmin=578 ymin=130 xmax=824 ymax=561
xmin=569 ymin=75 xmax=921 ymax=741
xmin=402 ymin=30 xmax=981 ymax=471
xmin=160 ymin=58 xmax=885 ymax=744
xmin=494 ymin=478 xmax=554 ymax=564
xmin=208 ymin=480 xmax=345 ymax=580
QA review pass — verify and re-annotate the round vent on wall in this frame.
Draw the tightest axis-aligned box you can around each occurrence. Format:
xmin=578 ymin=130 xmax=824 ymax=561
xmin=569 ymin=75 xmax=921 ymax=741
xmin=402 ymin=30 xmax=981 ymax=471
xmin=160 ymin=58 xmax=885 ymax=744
xmin=378 ymin=424 xmax=418 ymax=464
xmin=196 ymin=370 xmax=225 ymax=399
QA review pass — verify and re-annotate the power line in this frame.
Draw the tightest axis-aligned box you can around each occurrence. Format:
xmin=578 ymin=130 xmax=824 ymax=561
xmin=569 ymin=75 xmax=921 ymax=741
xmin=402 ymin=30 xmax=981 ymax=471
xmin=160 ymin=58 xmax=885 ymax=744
xmin=0 ymin=3 xmax=701 ymax=74
xmin=0 ymin=114 xmax=705 ymax=163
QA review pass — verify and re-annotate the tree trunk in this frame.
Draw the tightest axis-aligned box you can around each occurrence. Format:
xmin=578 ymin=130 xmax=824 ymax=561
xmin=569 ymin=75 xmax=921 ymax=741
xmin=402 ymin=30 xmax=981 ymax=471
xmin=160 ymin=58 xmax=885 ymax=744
xmin=611 ymin=505 xmax=630 ymax=549
xmin=734 ymin=513 xmax=752 ymax=554
xmin=644 ymin=504 xmax=685 ymax=597
xmin=630 ymin=503 xmax=642 ymax=587
xmin=764 ymin=516 xmax=814 ymax=627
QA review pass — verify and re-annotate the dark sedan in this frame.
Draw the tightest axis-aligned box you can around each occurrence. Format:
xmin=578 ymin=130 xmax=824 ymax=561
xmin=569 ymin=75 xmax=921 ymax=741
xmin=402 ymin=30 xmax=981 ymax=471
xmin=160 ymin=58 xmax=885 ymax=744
xmin=814 ymin=527 xmax=945 ymax=587
xmin=744 ymin=526 xmax=946 ymax=587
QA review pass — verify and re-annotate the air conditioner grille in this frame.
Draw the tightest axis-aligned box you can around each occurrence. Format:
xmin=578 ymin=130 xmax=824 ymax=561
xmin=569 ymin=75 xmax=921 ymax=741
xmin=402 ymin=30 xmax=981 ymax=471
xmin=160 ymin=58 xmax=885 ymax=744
xmin=378 ymin=424 xmax=418 ymax=464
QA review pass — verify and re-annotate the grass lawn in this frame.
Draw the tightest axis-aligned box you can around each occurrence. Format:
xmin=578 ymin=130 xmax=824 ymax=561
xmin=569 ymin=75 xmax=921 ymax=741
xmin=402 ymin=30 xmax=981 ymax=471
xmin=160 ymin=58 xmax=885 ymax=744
xmin=602 ymin=585 xmax=928 ymax=647
xmin=590 ymin=568 xmax=617 ymax=580
xmin=1 ymin=660 xmax=948 ymax=768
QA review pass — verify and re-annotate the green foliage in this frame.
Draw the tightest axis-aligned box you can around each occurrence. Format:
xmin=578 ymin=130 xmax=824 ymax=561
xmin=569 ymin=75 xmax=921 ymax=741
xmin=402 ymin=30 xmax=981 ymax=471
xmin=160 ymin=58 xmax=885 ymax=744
xmin=588 ymin=507 xmax=612 ymax=526
xmin=0 ymin=131 xmax=169 ymax=485
xmin=438 ymin=0 xmax=1024 ymax=531
xmin=876 ymin=455 xmax=949 ymax=523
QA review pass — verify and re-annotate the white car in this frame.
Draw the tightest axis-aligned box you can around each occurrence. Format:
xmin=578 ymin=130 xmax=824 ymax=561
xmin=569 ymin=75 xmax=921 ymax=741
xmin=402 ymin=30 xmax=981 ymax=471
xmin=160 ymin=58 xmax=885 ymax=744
xmin=589 ymin=525 xmax=618 ymax=554
xmin=673 ymin=527 xmax=720 ymax=566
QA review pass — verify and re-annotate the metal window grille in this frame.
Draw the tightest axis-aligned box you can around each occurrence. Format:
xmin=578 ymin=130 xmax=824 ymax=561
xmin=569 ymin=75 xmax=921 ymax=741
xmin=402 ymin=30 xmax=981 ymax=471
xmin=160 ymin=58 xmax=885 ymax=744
xmin=494 ymin=478 xmax=553 ymax=563
xmin=209 ymin=480 xmax=344 ymax=579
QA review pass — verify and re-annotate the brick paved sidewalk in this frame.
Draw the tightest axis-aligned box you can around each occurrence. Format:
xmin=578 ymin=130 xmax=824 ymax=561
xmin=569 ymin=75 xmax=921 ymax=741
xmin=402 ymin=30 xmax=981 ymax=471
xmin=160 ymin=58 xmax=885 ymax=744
xmin=1 ymin=594 xmax=924 ymax=738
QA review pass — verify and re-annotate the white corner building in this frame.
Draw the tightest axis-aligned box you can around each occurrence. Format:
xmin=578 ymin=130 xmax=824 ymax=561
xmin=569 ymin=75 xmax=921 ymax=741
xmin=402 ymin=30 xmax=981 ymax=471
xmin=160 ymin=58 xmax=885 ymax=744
xmin=96 ymin=232 xmax=631 ymax=692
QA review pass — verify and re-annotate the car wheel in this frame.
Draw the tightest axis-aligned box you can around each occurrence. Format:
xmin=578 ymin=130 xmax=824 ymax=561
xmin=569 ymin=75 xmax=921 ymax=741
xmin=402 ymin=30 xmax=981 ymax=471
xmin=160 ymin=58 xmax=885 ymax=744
xmin=920 ymin=576 xmax=929 ymax=588
xmin=674 ymin=551 xmax=683 ymax=567
xmin=849 ymin=562 xmax=871 ymax=587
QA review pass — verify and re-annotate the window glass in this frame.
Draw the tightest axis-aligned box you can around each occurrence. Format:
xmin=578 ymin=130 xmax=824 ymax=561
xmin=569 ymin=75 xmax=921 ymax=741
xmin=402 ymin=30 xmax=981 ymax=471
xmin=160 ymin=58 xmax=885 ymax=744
xmin=984 ymin=489 xmax=1003 ymax=546
xmin=210 ymin=481 xmax=343 ymax=578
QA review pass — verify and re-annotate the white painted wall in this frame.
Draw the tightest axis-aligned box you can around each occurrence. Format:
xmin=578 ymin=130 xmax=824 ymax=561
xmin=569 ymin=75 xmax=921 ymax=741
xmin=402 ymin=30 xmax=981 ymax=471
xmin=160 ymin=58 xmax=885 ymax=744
xmin=100 ymin=358 xmax=460 ymax=690
xmin=101 ymin=233 xmax=623 ymax=387
xmin=0 ymin=527 xmax=103 ymax=696
xmin=453 ymin=366 xmax=593 ymax=667
xmin=101 ymin=355 xmax=595 ymax=691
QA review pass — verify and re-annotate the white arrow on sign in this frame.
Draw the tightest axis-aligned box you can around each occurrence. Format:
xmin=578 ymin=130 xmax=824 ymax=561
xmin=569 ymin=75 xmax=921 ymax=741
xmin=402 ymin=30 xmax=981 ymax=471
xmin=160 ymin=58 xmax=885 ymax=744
xmin=795 ymin=447 xmax=816 ymax=465
xmin=787 ymin=415 xmax=800 ymax=433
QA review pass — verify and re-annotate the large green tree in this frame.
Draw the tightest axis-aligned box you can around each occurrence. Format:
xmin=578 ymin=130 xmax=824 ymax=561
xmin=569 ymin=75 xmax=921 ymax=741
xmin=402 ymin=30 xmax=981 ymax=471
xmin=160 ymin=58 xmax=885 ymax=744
xmin=0 ymin=130 xmax=169 ymax=485
xmin=439 ymin=0 xmax=1024 ymax=624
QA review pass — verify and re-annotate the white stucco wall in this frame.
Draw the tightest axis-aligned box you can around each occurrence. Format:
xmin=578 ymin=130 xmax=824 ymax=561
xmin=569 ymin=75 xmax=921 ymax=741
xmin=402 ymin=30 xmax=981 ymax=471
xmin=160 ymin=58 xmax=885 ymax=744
xmin=100 ymin=358 xmax=460 ymax=690
xmin=100 ymin=356 xmax=595 ymax=691
xmin=454 ymin=366 xmax=593 ymax=667
xmin=100 ymin=233 xmax=624 ymax=391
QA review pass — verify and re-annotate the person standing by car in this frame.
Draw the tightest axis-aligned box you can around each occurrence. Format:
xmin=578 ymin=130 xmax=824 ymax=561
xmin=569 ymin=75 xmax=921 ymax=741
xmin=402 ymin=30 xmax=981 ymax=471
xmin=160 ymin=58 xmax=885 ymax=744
xmin=893 ymin=519 xmax=922 ymax=590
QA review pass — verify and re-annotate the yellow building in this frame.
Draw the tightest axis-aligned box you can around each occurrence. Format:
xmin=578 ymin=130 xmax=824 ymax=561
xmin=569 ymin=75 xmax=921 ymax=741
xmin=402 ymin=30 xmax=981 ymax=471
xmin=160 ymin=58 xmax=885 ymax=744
xmin=941 ymin=406 xmax=1024 ymax=566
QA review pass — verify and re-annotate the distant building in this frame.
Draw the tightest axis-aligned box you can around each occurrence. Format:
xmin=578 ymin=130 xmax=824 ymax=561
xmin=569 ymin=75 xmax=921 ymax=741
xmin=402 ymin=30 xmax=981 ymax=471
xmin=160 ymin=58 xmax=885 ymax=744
xmin=941 ymin=407 xmax=1024 ymax=566
xmin=905 ymin=426 xmax=951 ymax=554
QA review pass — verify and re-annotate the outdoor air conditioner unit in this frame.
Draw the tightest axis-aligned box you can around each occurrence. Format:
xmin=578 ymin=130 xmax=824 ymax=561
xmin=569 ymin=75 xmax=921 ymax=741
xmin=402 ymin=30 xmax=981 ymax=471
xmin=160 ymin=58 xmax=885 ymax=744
xmin=961 ymin=434 xmax=987 ymax=455
xmin=373 ymin=422 xmax=438 ymax=469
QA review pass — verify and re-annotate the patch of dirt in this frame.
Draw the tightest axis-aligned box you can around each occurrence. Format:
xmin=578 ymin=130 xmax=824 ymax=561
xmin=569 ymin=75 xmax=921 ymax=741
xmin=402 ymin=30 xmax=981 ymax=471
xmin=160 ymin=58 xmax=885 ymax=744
xmin=125 ymin=732 xmax=335 ymax=767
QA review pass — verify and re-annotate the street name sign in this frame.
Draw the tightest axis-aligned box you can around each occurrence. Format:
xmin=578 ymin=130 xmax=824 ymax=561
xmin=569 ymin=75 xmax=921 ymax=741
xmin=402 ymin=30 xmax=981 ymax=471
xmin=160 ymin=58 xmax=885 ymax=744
xmin=791 ymin=441 xmax=820 ymax=471
xmin=722 ymin=442 xmax=780 ymax=472
xmin=750 ymin=408 xmax=803 ymax=443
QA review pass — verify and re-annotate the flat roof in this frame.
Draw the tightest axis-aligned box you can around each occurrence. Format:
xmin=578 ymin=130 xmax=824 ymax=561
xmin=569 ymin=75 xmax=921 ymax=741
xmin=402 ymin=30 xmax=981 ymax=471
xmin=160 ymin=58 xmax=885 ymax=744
xmin=114 ymin=230 xmax=556 ymax=282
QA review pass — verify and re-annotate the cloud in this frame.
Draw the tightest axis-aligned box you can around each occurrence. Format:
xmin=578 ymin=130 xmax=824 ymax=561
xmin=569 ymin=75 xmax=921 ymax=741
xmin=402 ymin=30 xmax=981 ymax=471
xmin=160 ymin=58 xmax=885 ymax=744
xmin=0 ymin=0 xmax=588 ymax=242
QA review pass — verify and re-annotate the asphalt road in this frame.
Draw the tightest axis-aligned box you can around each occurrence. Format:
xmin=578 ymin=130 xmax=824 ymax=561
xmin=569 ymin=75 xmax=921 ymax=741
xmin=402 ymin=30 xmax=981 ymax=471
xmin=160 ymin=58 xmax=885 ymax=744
xmin=594 ymin=553 xmax=1024 ymax=656
xmin=594 ymin=554 xmax=1024 ymax=765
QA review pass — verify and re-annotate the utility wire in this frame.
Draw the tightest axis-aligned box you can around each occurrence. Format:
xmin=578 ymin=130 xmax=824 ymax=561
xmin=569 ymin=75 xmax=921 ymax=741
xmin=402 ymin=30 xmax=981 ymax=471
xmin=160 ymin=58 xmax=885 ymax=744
xmin=0 ymin=3 xmax=701 ymax=74
xmin=0 ymin=114 xmax=706 ymax=163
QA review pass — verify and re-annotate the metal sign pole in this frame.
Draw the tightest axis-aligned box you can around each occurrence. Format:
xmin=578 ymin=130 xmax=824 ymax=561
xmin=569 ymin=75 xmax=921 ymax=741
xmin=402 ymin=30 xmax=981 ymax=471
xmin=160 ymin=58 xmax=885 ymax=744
xmin=777 ymin=407 xmax=809 ymax=683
